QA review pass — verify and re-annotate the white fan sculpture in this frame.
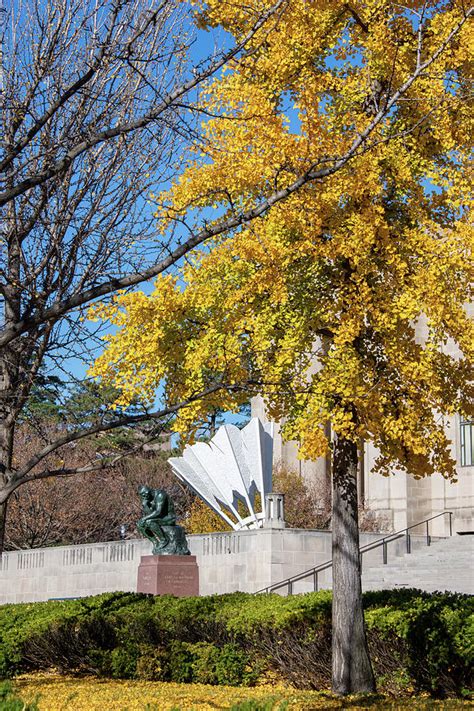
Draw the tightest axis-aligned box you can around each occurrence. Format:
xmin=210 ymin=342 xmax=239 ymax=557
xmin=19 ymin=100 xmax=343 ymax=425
xmin=169 ymin=418 xmax=274 ymax=530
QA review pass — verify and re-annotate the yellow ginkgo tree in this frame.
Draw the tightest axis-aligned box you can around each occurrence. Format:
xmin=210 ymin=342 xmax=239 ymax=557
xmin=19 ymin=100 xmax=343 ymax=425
xmin=90 ymin=0 xmax=473 ymax=695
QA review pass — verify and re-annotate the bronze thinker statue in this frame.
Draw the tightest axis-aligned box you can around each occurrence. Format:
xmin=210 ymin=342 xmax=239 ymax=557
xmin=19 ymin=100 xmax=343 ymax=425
xmin=137 ymin=485 xmax=190 ymax=555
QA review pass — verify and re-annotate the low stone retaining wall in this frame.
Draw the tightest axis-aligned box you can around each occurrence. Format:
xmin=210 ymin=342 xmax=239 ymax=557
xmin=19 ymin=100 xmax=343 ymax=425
xmin=0 ymin=529 xmax=432 ymax=604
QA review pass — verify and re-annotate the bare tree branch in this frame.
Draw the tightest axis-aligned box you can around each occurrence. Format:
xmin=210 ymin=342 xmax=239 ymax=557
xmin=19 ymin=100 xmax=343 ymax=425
xmin=2 ymin=382 xmax=226 ymax=498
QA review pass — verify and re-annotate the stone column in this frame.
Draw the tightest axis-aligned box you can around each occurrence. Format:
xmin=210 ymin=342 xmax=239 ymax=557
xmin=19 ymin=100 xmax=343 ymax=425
xmin=264 ymin=493 xmax=286 ymax=529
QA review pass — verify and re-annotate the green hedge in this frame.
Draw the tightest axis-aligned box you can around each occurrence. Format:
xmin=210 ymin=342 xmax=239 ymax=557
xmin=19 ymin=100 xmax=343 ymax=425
xmin=0 ymin=589 xmax=472 ymax=697
xmin=0 ymin=682 xmax=39 ymax=711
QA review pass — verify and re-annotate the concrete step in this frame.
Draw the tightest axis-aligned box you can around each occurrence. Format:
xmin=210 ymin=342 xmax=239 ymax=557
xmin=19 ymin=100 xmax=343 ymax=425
xmin=361 ymin=535 xmax=473 ymax=594
xmin=364 ymin=559 xmax=473 ymax=572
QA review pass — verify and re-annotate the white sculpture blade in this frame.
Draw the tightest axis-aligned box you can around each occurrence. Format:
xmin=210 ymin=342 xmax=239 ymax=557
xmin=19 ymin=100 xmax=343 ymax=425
xmin=169 ymin=453 xmax=239 ymax=530
xmin=169 ymin=417 xmax=274 ymax=530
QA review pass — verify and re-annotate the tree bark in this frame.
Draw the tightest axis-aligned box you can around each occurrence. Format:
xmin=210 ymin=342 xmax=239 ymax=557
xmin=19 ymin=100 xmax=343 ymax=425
xmin=0 ymin=500 xmax=6 ymax=554
xmin=331 ymin=432 xmax=375 ymax=694
xmin=0 ymin=383 xmax=14 ymax=554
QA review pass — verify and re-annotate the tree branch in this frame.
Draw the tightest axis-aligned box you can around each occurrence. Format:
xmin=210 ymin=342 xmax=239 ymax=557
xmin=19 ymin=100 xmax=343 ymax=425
xmin=10 ymin=383 xmax=226 ymax=488
xmin=0 ymin=0 xmax=289 ymax=207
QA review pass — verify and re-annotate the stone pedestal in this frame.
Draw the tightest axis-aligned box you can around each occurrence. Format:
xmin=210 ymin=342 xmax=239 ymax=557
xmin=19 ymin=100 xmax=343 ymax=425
xmin=137 ymin=555 xmax=199 ymax=597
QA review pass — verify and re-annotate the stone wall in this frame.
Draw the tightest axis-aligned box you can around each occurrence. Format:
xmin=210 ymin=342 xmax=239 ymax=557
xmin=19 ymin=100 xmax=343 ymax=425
xmin=0 ymin=528 xmax=434 ymax=605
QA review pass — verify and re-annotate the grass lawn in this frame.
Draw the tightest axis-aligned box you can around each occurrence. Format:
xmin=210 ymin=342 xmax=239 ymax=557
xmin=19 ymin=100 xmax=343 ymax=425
xmin=12 ymin=675 xmax=472 ymax=710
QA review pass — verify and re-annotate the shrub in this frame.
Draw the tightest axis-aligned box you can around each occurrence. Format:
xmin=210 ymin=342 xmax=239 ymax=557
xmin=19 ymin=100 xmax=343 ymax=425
xmin=189 ymin=642 xmax=220 ymax=685
xmin=185 ymin=497 xmax=231 ymax=534
xmin=110 ymin=644 xmax=140 ymax=679
xmin=0 ymin=589 xmax=471 ymax=697
xmin=365 ymin=590 xmax=473 ymax=696
xmin=168 ymin=641 xmax=195 ymax=683
xmin=215 ymin=644 xmax=256 ymax=686
xmin=273 ymin=466 xmax=330 ymax=530
xmin=0 ymin=592 xmax=142 ymax=677
xmin=135 ymin=645 xmax=168 ymax=681
xmin=0 ymin=682 xmax=39 ymax=711
xmin=250 ymin=621 xmax=332 ymax=690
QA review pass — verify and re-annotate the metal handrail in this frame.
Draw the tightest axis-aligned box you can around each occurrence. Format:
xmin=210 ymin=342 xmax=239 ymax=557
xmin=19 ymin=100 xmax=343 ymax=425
xmin=257 ymin=510 xmax=453 ymax=594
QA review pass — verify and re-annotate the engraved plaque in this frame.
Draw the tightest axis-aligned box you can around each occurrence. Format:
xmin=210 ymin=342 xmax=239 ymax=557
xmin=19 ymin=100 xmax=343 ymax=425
xmin=137 ymin=555 xmax=199 ymax=597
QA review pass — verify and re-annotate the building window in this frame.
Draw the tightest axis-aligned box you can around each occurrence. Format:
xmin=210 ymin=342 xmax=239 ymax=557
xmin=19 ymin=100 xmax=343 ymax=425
xmin=460 ymin=417 xmax=474 ymax=467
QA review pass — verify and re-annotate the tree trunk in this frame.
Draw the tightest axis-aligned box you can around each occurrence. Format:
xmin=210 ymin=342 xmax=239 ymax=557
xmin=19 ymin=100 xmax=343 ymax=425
xmin=331 ymin=432 xmax=375 ymax=694
xmin=0 ymin=410 xmax=14 ymax=555
xmin=0 ymin=499 xmax=6 ymax=554
xmin=0 ymin=357 xmax=16 ymax=555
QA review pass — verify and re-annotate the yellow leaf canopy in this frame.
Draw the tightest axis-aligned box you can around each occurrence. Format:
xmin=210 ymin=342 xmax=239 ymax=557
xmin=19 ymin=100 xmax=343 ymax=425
xmin=90 ymin=0 xmax=473 ymax=480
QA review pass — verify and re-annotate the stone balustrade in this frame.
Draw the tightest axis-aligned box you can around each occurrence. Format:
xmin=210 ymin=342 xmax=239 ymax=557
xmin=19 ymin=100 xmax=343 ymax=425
xmin=0 ymin=528 xmax=435 ymax=604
